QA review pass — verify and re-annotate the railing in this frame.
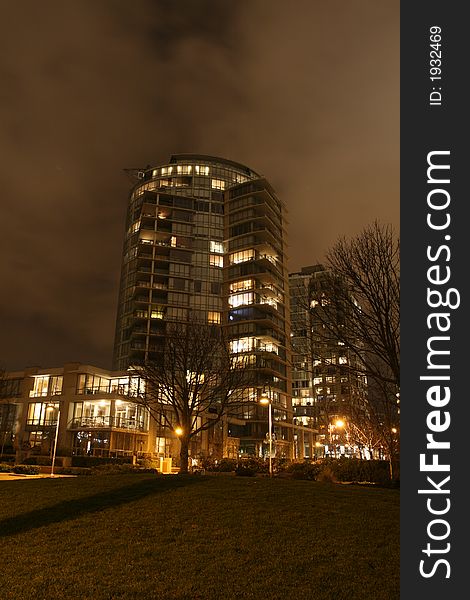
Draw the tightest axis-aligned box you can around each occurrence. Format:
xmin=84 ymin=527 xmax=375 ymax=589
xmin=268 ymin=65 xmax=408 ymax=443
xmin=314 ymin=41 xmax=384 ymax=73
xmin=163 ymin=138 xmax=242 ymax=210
xmin=68 ymin=416 xmax=148 ymax=431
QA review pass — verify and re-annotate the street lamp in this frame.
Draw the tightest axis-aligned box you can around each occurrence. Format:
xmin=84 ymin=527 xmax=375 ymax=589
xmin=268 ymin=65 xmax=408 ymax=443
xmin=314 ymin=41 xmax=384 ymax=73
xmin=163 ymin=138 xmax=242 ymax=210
xmin=47 ymin=402 xmax=60 ymax=477
xmin=259 ymin=389 xmax=273 ymax=477
xmin=329 ymin=418 xmax=345 ymax=458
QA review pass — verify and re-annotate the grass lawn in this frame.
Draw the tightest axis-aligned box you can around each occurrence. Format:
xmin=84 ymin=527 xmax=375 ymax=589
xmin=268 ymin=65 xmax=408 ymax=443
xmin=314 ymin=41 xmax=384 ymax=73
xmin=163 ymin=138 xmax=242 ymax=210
xmin=0 ymin=474 xmax=399 ymax=600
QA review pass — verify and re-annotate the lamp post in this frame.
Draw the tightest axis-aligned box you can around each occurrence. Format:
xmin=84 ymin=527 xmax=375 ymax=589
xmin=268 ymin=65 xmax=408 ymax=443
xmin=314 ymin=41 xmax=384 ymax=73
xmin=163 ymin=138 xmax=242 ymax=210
xmin=259 ymin=389 xmax=273 ymax=477
xmin=329 ymin=418 xmax=345 ymax=458
xmin=47 ymin=402 xmax=60 ymax=477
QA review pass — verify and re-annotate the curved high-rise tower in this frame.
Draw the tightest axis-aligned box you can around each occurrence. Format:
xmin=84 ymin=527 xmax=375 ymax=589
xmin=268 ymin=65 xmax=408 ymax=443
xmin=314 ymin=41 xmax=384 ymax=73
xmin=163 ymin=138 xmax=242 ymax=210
xmin=113 ymin=154 xmax=293 ymax=457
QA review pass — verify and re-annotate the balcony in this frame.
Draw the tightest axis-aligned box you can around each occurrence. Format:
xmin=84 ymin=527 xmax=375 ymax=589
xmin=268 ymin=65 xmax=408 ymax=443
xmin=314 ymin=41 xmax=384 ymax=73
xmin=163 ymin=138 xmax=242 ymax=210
xmin=68 ymin=416 xmax=148 ymax=432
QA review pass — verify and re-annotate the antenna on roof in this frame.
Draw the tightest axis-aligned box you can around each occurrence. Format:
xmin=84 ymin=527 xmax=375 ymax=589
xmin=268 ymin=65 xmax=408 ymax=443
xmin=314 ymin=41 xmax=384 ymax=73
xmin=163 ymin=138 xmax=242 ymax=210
xmin=123 ymin=168 xmax=146 ymax=183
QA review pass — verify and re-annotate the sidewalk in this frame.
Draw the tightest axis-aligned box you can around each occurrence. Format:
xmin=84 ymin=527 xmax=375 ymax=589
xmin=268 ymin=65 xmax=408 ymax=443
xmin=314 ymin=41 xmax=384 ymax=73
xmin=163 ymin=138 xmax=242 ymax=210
xmin=0 ymin=473 xmax=77 ymax=481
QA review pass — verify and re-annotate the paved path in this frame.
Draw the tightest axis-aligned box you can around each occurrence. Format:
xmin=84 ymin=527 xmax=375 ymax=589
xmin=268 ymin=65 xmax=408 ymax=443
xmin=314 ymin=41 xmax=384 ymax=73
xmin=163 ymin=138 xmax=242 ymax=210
xmin=0 ymin=473 xmax=77 ymax=481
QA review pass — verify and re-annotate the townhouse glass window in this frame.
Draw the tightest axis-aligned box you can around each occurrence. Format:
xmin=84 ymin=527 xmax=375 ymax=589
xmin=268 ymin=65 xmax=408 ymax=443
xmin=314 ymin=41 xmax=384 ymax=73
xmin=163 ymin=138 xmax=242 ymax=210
xmin=29 ymin=375 xmax=62 ymax=398
xmin=27 ymin=402 xmax=58 ymax=426
xmin=0 ymin=378 xmax=21 ymax=398
xmin=77 ymin=374 xmax=110 ymax=395
xmin=0 ymin=403 xmax=17 ymax=431
xmin=50 ymin=376 xmax=63 ymax=396
xmin=30 ymin=376 xmax=50 ymax=397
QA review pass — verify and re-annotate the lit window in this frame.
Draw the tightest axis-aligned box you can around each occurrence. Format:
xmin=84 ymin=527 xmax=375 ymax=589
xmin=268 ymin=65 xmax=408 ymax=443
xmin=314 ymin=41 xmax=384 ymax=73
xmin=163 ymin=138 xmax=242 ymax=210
xmin=229 ymin=292 xmax=254 ymax=308
xmin=152 ymin=169 xmax=159 ymax=177
xmin=235 ymin=174 xmax=248 ymax=183
xmin=229 ymin=249 xmax=255 ymax=264
xmin=208 ymin=311 xmax=221 ymax=324
xmin=230 ymin=279 xmax=253 ymax=292
xmin=150 ymin=309 xmax=164 ymax=319
xmin=259 ymin=296 xmax=277 ymax=309
xmin=50 ymin=376 xmax=63 ymax=396
xmin=170 ymin=236 xmax=177 ymax=247
xmin=211 ymin=179 xmax=226 ymax=190
xmin=233 ymin=354 xmax=256 ymax=365
xmin=195 ymin=165 xmax=210 ymax=176
xmin=259 ymin=342 xmax=278 ymax=354
xmin=230 ymin=337 xmax=255 ymax=353
xmin=209 ymin=255 xmax=223 ymax=268
xmin=339 ymin=356 xmax=348 ymax=364
xmin=161 ymin=166 xmax=173 ymax=176
xmin=314 ymin=377 xmax=322 ymax=386
xmin=177 ymin=165 xmax=192 ymax=174
xmin=30 ymin=376 xmax=50 ymax=398
xmin=210 ymin=240 xmax=224 ymax=254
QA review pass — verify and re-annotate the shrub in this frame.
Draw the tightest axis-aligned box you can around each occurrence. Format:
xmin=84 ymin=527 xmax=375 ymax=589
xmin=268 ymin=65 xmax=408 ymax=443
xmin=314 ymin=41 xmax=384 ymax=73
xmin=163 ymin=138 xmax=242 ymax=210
xmin=286 ymin=461 xmax=322 ymax=480
xmin=23 ymin=456 xmax=52 ymax=466
xmin=235 ymin=465 xmax=255 ymax=477
xmin=313 ymin=458 xmax=391 ymax=484
xmin=71 ymin=456 xmax=133 ymax=468
xmin=215 ymin=458 xmax=238 ymax=472
xmin=241 ymin=457 xmax=269 ymax=473
xmin=58 ymin=467 xmax=92 ymax=476
xmin=91 ymin=463 xmax=158 ymax=476
xmin=13 ymin=464 xmax=40 ymax=475
xmin=137 ymin=458 xmax=159 ymax=470
xmin=0 ymin=463 xmax=13 ymax=473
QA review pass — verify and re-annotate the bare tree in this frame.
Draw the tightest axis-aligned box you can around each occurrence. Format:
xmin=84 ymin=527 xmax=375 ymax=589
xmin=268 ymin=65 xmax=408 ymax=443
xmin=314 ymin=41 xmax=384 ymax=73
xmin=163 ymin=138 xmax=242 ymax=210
xmin=308 ymin=222 xmax=400 ymax=477
xmin=310 ymin=221 xmax=400 ymax=388
xmin=133 ymin=321 xmax=253 ymax=474
xmin=0 ymin=368 xmax=17 ymax=459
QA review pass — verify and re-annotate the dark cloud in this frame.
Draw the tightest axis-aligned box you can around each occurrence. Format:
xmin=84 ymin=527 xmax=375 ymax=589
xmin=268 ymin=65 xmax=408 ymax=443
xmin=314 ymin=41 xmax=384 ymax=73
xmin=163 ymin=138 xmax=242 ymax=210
xmin=0 ymin=0 xmax=399 ymax=370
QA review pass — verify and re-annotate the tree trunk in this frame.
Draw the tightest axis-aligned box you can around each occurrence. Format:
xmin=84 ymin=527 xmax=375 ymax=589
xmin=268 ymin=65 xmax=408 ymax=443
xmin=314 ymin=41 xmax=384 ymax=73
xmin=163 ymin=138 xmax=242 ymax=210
xmin=179 ymin=436 xmax=190 ymax=474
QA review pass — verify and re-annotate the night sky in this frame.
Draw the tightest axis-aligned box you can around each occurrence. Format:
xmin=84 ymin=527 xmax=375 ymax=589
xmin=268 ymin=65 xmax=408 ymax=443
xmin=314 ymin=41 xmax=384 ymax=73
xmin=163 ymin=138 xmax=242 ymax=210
xmin=0 ymin=0 xmax=399 ymax=371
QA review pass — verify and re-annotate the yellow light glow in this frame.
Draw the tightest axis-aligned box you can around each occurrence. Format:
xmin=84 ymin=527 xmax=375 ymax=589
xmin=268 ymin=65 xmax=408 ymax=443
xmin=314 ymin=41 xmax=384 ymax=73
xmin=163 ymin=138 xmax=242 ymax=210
xmin=315 ymin=442 xmax=322 ymax=447
xmin=335 ymin=419 xmax=345 ymax=428
xmin=174 ymin=427 xmax=183 ymax=436
xmin=391 ymin=427 xmax=397 ymax=434
xmin=259 ymin=394 xmax=269 ymax=405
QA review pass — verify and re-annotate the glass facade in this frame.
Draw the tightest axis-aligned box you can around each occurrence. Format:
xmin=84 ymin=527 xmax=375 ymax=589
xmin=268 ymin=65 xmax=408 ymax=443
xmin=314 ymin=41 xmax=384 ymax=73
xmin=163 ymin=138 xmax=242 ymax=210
xmin=113 ymin=155 xmax=293 ymax=457
xmin=289 ymin=265 xmax=368 ymax=458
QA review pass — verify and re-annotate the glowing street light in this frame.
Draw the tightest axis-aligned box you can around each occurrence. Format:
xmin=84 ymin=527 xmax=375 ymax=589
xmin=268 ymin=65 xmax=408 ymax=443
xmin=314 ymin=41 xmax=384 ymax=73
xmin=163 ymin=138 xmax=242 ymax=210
xmin=329 ymin=418 xmax=346 ymax=458
xmin=174 ymin=426 xmax=183 ymax=437
xmin=259 ymin=389 xmax=273 ymax=477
